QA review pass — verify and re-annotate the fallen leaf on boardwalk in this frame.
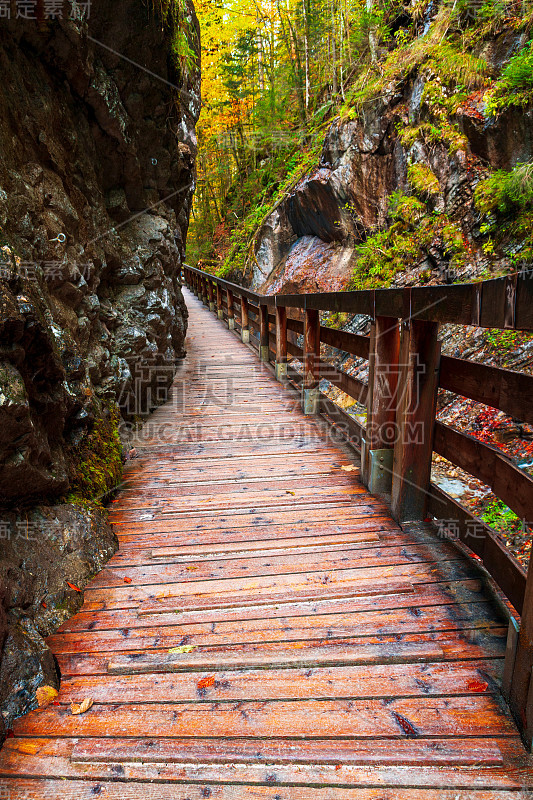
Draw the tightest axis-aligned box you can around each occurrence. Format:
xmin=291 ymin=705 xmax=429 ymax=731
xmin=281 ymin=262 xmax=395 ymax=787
xmin=169 ymin=645 xmax=196 ymax=654
xmin=340 ymin=465 xmax=357 ymax=472
xmin=286 ymin=490 xmax=296 ymax=495
xmin=392 ymin=711 xmax=418 ymax=736
xmin=467 ymin=679 xmax=488 ymax=693
xmin=70 ymin=698 xmax=94 ymax=715
xmin=36 ymin=686 xmax=58 ymax=709
xmin=66 ymin=582 xmax=82 ymax=592
xmin=14 ymin=740 xmax=42 ymax=755
xmin=186 ymin=565 xmax=199 ymax=571
xmin=197 ymin=674 xmax=216 ymax=690
xmin=123 ymin=577 xmax=132 ymax=584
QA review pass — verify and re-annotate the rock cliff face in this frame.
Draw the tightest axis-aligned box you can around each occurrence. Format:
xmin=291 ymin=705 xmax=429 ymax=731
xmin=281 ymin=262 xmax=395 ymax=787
xmin=0 ymin=1 xmax=199 ymax=736
xmin=250 ymin=32 xmax=532 ymax=294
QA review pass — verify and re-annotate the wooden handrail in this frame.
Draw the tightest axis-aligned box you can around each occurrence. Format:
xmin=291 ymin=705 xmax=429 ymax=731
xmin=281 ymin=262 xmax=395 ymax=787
xmin=184 ymin=263 xmax=533 ymax=746
xmin=434 ymin=421 xmax=533 ymax=525
xmin=185 ymin=264 xmax=533 ymax=329
xmin=440 ymin=355 xmax=533 ymax=425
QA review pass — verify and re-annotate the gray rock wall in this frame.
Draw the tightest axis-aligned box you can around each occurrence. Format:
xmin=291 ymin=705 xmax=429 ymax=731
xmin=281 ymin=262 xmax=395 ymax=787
xmin=0 ymin=1 xmax=199 ymax=737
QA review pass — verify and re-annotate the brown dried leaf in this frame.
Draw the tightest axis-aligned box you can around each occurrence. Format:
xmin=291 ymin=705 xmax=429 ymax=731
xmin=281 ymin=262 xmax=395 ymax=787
xmin=70 ymin=697 xmax=94 ymax=716
xmin=340 ymin=464 xmax=357 ymax=472
xmin=36 ymin=685 xmax=58 ymax=709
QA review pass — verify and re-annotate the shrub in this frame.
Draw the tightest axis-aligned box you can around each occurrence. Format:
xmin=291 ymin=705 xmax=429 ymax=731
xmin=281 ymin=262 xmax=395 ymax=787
xmin=486 ymin=40 xmax=533 ymax=113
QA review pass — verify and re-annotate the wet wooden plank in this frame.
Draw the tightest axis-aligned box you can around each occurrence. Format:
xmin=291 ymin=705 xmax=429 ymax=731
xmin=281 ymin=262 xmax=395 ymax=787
xmin=13 ymin=696 xmax=517 ymax=739
xmin=48 ymin=601 xmax=501 ymax=654
xmin=55 ymin=660 xmax=504 ymax=704
xmin=1 ymin=738 xmax=531 ymax=789
xmin=103 ymin=629 xmax=508 ymax=676
xmin=51 ymin=628 xmax=507 ymax=677
xmin=57 ymin=579 xmax=490 ymax=632
xmin=67 ymin=735 xmax=512 ymax=767
xmin=4 ymin=779 xmax=529 ymax=799
xmin=85 ymin=543 xmax=468 ymax=590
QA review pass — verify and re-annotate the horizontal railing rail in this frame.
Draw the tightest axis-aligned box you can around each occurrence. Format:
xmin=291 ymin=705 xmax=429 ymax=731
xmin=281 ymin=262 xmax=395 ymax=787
xmin=183 ymin=263 xmax=533 ymax=748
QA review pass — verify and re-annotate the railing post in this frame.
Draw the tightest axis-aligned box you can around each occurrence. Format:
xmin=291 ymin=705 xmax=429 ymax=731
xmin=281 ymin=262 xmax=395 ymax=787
xmin=241 ymin=296 xmax=250 ymax=343
xmin=275 ymin=306 xmax=287 ymax=381
xmin=216 ymin=284 xmax=223 ymax=319
xmin=391 ymin=319 xmax=440 ymax=522
xmin=226 ymin=288 xmax=235 ymax=330
xmin=202 ymin=277 xmax=208 ymax=306
xmin=507 ymin=560 xmax=533 ymax=750
xmin=259 ymin=304 xmax=269 ymax=361
xmin=207 ymin=279 xmax=215 ymax=312
xmin=362 ymin=317 xmax=400 ymax=493
xmin=303 ymin=308 xmax=320 ymax=415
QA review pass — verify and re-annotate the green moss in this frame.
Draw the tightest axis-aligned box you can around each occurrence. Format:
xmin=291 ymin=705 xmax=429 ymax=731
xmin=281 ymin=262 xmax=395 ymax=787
xmin=407 ymin=163 xmax=441 ymax=198
xmin=474 ymin=161 xmax=533 ymax=262
xmin=323 ymin=312 xmax=351 ymax=330
xmin=484 ymin=328 xmax=533 ymax=351
xmin=214 ymin=141 xmax=323 ymax=281
xmin=66 ymin=404 xmax=123 ymax=506
xmin=486 ymin=40 xmax=533 ymax=114
xmin=153 ymin=0 xmax=197 ymax=73
xmin=481 ymin=498 xmax=522 ymax=535
xmin=349 ymin=191 xmax=468 ymax=289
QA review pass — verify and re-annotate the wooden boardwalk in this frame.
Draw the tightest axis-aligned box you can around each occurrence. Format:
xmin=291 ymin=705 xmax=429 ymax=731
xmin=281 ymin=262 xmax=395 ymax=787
xmin=1 ymin=287 xmax=532 ymax=798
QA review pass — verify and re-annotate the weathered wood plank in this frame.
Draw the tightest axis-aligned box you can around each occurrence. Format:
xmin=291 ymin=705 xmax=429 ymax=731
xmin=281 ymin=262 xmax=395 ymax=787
xmin=1 ymin=777 xmax=528 ymax=798
xmin=48 ymin=601 xmax=500 ymax=654
xmin=57 ymin=579 xmax=491 ymax=632
xmin=14 ymin=696 xmax=517 ymax=738
xmin=2 ymin=737 xmax=530 ymax=789
xmin=54 ymin=660 xmax=503 ymax=703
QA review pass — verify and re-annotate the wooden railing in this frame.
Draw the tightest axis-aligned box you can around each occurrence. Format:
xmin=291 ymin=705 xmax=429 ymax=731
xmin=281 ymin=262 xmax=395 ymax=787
xmin=183 ymin=263 xmax=533 ymax=748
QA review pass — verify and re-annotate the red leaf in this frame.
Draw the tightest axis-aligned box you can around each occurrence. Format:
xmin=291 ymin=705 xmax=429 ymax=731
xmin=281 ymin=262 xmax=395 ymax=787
xmin=41 ymin=602 xmax=47 ymax=609
xmin=66 ymin=582 xmax=81 ymax=592
xmin=467 ymin=679 xmax=488 ymax=693
xmin=124 ymin=577 xmax=132 ymax=584
xmin=197 ymin=674 xmax=216 ymax=690
xmin=6 ymin=730 xmax=14 ymax=738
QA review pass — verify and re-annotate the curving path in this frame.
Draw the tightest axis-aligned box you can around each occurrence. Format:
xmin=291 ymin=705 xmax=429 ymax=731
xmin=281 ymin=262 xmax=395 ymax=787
xmin=0 ymin=288 xmax=531 ymax=798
